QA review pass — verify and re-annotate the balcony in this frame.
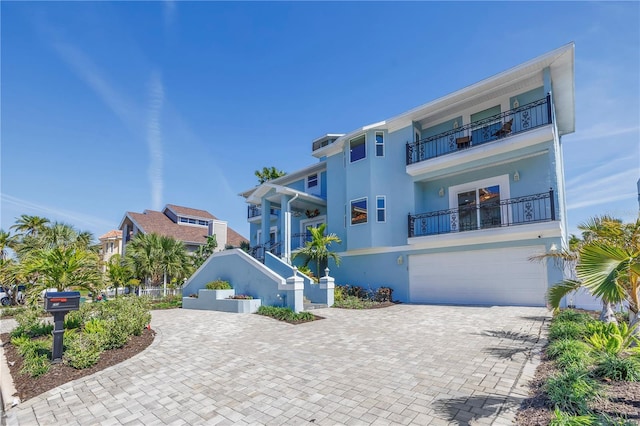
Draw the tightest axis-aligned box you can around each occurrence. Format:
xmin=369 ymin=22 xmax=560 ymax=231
xmin=247 ymin=205 xmax=280 ymax=220
xmin=408 ymin=189 xmax=555 ymax=238
xmin=406 ymin=95 xmax=552 ymax=166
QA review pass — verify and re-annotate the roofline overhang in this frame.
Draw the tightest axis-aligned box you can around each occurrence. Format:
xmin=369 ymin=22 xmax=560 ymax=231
xmin=244 ymin=183 xmax=327 ymax=206
xmin=239 ymin=162 xmax=327 ymax=198
xmin=313 ymin=42 xmax=575 ymax=158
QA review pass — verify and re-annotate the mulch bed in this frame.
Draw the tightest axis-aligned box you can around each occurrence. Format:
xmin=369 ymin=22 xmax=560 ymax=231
xmin=2 ymin=328 xmax=155 ymax=403
xmin=515 ymin=350 xmax=640 ymax=425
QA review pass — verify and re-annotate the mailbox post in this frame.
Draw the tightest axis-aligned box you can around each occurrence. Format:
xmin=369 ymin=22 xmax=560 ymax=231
xmin=44 ymin=291 xmax=81 ymax=363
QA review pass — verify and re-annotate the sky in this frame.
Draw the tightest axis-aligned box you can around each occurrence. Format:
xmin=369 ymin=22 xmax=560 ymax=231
xmin=1 ymin=1 xmax=639 ymax=243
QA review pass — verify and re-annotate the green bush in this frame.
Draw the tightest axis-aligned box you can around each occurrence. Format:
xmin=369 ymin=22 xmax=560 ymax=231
xmin=0 ymin=306 xmax=27 ymax=318
xmin=549 ymin=409 xmax=597 ymax=426
xmin=593 ymin=353 xmax=640 ymax=381
xmin=257 ymin=305 xmax=315 ymax=322
xmin=10 ymin=306 xmax=53 ymax=338
xmin=20 ymin=354 xmax=50 ymax=377
xmin=554 ymin=310 xmax=594 ymax=325
xmin=63 ymin=310 xmax=83 ymax=329
xmin=333 ymin=295 xmax=380 ymax=309
xmin=205 ymin=280 xmax=232 ymax=290
xmin=334 ymin=286 xmax=345 ymax=302
xmin=547 ymin=339 xmax=591 ymax=360
xmin=546 ymin=369 xmax=600 ymax=415
xmin=585 ymin=322 xmax=639 ymax=356
xmin=65 ymin=333 xmax=103 ymax=369
xmin=549 ymin=321 xmax=587 ymax=342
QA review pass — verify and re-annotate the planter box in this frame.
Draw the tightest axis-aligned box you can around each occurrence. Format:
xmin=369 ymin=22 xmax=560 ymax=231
xmin=182 ymin=288 xmax=261 ymax=313
xmin=218 ymin=298 xmax=262 ymax=314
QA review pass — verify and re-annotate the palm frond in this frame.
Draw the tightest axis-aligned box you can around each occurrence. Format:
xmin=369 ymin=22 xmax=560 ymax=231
xmin=547 ymin=279 xmax=582 ymax=309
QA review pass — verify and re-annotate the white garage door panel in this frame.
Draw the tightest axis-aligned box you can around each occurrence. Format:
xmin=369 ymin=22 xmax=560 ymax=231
xmin=409 ymin=246 xmax=547 ymax=306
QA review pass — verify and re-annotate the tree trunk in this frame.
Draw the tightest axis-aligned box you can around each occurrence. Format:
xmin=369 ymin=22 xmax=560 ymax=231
xmin=599 ymin=301 xmax=618 ymax=324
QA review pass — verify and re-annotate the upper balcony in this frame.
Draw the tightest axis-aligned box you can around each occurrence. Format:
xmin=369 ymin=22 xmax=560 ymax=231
xmin=247 ymin=205 xmax=280 ymax=222
xmin=406 ymin=95 xmax=552 ymax=170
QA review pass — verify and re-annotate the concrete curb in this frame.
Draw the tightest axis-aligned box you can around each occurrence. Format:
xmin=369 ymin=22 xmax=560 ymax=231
xmin=0 ymin=319 xmax=20 ymax=418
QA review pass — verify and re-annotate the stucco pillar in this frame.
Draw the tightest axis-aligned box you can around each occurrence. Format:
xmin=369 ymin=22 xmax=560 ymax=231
xmin=261 ymin=198 xmax=271 ymax=248
xmin=286 ymin=268 xmax=305 ymax=312
xmin=319 ymin=267 xmax=335 ymax=307
xmin=281 ymin=194 xmax=290 ymax=262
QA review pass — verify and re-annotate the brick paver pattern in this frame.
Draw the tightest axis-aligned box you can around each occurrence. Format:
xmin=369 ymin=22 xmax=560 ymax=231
xmin=6 ymin=305 xmax=549 ymax=425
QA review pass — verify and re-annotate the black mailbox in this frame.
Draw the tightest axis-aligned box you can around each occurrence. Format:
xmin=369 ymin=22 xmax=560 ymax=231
xmin=44 ymin=291 xmax=81 ymax=312
xmin=44 ymin=291 xmax=81 ymax=363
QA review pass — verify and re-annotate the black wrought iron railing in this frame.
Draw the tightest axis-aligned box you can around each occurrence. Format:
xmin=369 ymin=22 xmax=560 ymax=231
xmin=247 ymin=205 xmax=280 ymax=219
xmin=408 ymin=189 xmax=555 ymax=238
xmin=406 ymin=95 xmax=552 ymax=165
xmin=291 ymin=233 xmax=312 ymax=250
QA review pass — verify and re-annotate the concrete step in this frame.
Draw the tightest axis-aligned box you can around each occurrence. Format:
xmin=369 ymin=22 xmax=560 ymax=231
xmin=304 ymin=303 xmax=328 ymax=310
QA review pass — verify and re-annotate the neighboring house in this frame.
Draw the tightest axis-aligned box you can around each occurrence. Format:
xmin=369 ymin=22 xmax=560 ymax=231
xmin=99 ymin=230 xmax=123 ymax=270
xmin=240 ymin=43 xmax=575 ymax=307
xmin=119 ymin=204 xmax=247 ymax=254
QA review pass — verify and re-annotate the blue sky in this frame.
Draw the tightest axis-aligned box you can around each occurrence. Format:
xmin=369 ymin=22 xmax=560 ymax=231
xmin=1 ymin=1 xmax=638 ymax=241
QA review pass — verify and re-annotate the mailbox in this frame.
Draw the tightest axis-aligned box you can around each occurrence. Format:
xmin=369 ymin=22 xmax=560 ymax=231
xmin=44 ymin=291 xmax=81 ymax=312
xmin=44 ymin=291 xmax=81 ymax=363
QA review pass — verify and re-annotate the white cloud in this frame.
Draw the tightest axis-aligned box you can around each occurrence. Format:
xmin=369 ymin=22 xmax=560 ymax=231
xmin=566 ymin=167 xmax=638 ymax=210
xmin=1 ymin=193 xmax=114 ymax=232
xmin=164 ymin=0 xmax=176 ymax=29
xmin=147 ymin=71 xmax=165 ymax=211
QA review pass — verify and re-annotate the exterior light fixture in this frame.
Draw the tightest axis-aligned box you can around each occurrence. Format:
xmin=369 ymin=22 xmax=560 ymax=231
xmin=438 ymin=187 xmax=445 ymax=197
xmin=513 ymin=171 xmax=520 ymax=182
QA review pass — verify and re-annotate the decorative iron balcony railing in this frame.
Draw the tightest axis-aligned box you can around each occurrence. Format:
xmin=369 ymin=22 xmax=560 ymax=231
xmin=408 ymin=189 xmax=555 ymax=238
xmin=247 ymin=205 xmax=280 ymax=219
xmin=406 ymin=95 xmax=552 ymax=165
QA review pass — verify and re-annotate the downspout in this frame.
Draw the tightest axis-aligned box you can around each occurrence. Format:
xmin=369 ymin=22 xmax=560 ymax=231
xmin=285 ymin=193 xmax=300 ymax=264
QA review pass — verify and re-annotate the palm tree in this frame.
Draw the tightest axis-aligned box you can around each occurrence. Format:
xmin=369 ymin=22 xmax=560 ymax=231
xmin=10 ymin=215 xmax=50 ymax=238
xmin=292 ymin=223 xmax=341 ymax=278
xmin=0 ymin=229 xmax=14 ymax=260
xmin=255 ymin=166 xmax=286 ymax=184
xmin=23 ymin=246 xmax=102 ymax=294
xmin=192 ymin=235 xmax=218 ymax=269
xmin=125 ymin=233 xmax=191 ymax=293
xmin=542 ymin=216 xmax=640 ymax=329
xmin=105 ymin=254 xmax=135 ymax=297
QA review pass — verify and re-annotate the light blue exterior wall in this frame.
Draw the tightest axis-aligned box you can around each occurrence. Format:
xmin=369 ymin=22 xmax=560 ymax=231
xmin=510 ymin=86 xmax=544 ymax=109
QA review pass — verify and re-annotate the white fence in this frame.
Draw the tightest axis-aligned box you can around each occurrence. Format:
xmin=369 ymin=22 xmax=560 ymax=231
xmin=138 ymin=288 xmax=183 ymax=299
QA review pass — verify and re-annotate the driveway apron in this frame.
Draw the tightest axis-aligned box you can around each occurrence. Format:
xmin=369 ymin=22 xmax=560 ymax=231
xmin=5 ymin=305 xmax=549 ymax=425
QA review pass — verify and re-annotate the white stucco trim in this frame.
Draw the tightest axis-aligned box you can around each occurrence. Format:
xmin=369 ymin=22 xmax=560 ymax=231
xmin=336 ymin=221 xmax=561 ymax=257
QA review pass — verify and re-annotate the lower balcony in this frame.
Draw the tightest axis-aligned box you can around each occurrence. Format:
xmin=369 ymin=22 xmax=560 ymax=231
xmin=408 ymin=190 xmax=555 ymax=238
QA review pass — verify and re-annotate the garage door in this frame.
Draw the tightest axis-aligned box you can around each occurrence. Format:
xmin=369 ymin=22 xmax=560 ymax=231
xmin=408 ymin=246 xmax=547 ymax=306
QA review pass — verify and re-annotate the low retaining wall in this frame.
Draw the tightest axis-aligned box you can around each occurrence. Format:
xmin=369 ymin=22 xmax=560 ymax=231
xmin=182 ymin=289 xmax=262 ymax=313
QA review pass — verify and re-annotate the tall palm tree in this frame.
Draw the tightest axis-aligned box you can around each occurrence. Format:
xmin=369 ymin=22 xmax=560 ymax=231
xmin=0 ymin=229 xmax=15 ymax=260
xmin=255 ymin=166 xmax=286 ymax=184
xmin=292 ymin=223 xmax=341 ymax=278
xmin=10 ymin=215 xmax=50 ymax=238
xmin=125 ymin=233 xmax=191 ymax=290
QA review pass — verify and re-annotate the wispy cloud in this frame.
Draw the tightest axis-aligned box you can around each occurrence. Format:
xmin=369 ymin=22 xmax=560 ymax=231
xmin=163 ymin=0 xmax=176 ymax=30
xmin=147 ymin=71 xmax=164 ymax=211
xmin=566 ymin=167 xmax=638 ymax=210
xmin=51 ymin=41 xmax=142 ymax=131
xmin=1 ymin=193 xmax=115 ymax=232
xmin=566 ymin=124 xmax=639 ymax=143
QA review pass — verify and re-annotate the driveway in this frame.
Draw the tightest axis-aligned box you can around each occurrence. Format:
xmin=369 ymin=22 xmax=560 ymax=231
xmin=4 ymin=305 xmax=549 ymax=425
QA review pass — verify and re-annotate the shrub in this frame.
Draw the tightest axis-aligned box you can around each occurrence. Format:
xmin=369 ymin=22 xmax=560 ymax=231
xmin=549 ymin=321 xmax=587 ymax=342
xmin=296 ymin=266 xmax=316 ymax=282
xmin=585 ymin=322 xmax=639 ymax=356
xmin=334 ymin=286 xmax=346 ymax=302
xmin=228 ymin=295 xmax=253 ymax=300
xmin=10 ymin=306 xmax=53 ymax=338
xmin=205 ymin=280 xmax=232 ymax=290
xmin=593 ymin=353 xmax=640 ymax=381
xmin=333 ymin=295 xmax=380 ymax=309
xmin=20 ymin=354 xmax=50 ymax=377
xmin=554 ymin=310 xmax=593 ymax=325
xmin=257 ymin=305 xmax=315 ymax=323
xmin=374 ymin=287 xmax=393 ymax=303
xmin=546 ymin=369 xmax=599 ymax=415
xmin=549 ymin=409 xmax=597 ymax=426
xmin=0 ymin=306 xmax=27 ymax=318
xmin=65 ymin=333 xmax=103 ymax=369
xmin=547 ymin=339 xmax=591 ymax=360
xmin=84 ymin=318 xmax=107 ymax=335
xmin=64 ymin=310 xmax=83 ymax=329
xmin=11 ymin=336 xmax=50 ymax=358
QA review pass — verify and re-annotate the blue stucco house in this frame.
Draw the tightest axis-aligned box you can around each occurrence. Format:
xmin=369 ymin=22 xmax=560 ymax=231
xmin=235 ymin=44 xmax=575 ymax=307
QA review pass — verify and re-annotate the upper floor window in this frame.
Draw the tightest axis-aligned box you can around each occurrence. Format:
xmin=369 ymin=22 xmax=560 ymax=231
xmin=350 ymin=135 xmax=366 ymax=163
xmin=351 ymin=198 xmax=368 ymax=225
xmin=198 ymin=220 xmax=208 ymax=226
xmin=376 ymin=196 xmax=386 ymax=222
xmin=375 ymin=132 xmax=384 ymax=157
xmin=307 ymin=173 xmax=318 ymax=188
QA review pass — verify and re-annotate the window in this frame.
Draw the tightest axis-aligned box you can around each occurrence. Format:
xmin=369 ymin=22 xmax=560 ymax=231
xmin=307 ymin=173 xmax=318 ymax=188
xmin=375 ymin=132 xmax=384 ymax=157
xmin=351 ymin=198 xmax=368 ymax=225
xmin=350 ymin=135 xmax=366 ymax=162
xmin=198 ymin=220 xmax=208 ymax=226
xmin=109 ymin=242 xmax=114 ymax=253
xmin=376 ymin=196 xmax=386 ymax=222
xmin=180 ymin=217 xmax=189 ymax=223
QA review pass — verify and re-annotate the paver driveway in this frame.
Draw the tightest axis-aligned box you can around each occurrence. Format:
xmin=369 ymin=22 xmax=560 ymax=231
xmin=5 ymin=305 xmax=549 ymax=425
